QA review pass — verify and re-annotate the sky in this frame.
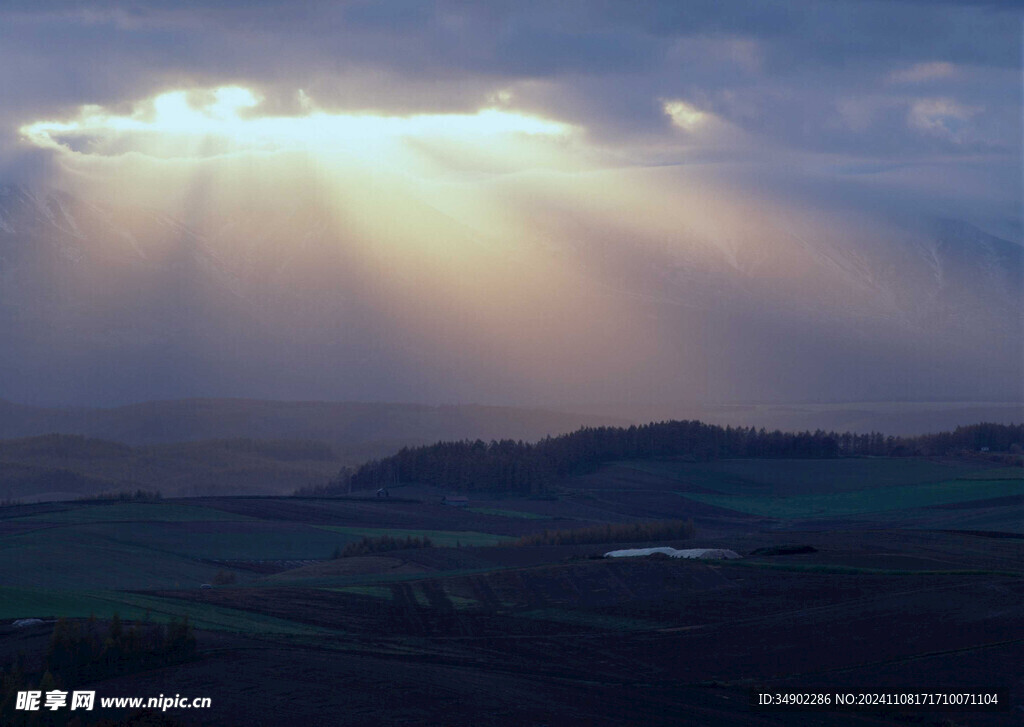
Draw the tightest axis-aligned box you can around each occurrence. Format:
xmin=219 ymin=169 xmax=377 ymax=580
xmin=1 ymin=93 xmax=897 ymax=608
xmin=2 ymin=0 xmax=1020 ymax=206
xmin=0 ymin=0 xmax=1020 ymax=407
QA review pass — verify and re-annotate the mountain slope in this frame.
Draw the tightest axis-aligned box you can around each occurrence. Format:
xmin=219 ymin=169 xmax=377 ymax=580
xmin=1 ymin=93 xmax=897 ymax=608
xmin=0 ymin=175 xmax=1019 ymax=405
xmin=0 ymin=398 xmax=627 ymax=449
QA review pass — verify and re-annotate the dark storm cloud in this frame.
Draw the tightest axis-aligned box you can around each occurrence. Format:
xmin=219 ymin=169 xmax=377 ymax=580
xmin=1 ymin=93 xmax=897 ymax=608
xmin=0 ymin=0 xmax=1019 ymax=409
xmin=0 ymin=0 xmax=1019 ymax=178
xmin=607 ymin=0 xmax=1019 ymax=67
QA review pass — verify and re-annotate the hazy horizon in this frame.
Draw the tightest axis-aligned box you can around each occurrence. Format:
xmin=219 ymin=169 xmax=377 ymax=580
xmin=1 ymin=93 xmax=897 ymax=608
xmin=3 ymin=392 xmax=1023 ymax=411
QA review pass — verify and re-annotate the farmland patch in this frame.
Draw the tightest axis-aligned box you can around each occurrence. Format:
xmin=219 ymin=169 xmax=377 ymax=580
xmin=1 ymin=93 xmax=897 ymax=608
xmin=84 ymin=521 xmax=345 ymax=560
xmin=331 ymin=585 xmax=393 ymax=600
xmin=678 ymin=478 xmax=1023 ymax=519
xmin=466 ymin=507 xmax=552 ymax=520
xmin=0 ymin=526 xmax=221 ymax=589
xmin=616 ymin=457 xmax=996 ymax=497
xmin=0 ymin=588 xmax=326 ymax=635
xmin=314 ymin=525 xmax=514 ymax=547
xmin=10 ymin=502 xmax=256 ymax=523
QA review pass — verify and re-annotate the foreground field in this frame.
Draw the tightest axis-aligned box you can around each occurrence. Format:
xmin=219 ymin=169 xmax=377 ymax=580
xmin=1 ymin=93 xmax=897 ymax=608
xmin=4 ymin=532 xmax=1018 ymax=726
xmin=571 ymin=457 xmax=1024 ymax=533
xmin=0 ymin=456 xmax=1021 ymax=725
xmin=0 ymin=497 xmax=560 ymax=591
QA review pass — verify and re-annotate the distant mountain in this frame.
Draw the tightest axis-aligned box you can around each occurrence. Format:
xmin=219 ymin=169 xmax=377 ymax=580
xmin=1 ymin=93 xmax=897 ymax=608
xmin=0 ymin=176 xmax=1019 ymax=405
xmin=0 ymin=397 xmax=627 ymax=450
xmin=0 ymin=398 xmax=629 ymax=500
xmin=0 ymin=433 xmax=345 ymax=501
xmin=504 ymin=173 xmax=1022 ymax=404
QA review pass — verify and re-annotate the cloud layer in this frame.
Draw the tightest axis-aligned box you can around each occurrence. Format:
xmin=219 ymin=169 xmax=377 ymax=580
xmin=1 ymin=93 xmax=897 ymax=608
xmin=3 ymin=2 xmax=1019 ymax=187
xmin=0 ymin=1 xmax=1019 ymax=407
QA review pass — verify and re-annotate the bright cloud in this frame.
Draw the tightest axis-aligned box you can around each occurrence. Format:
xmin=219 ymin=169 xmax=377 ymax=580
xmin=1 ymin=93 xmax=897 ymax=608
xmin=908 ymin=97 xmax=980 ymax=141
xmin=20 ymin=86 xmax=574 ymax=161
xmin=663 ymin=100 xmax=707 ymax=131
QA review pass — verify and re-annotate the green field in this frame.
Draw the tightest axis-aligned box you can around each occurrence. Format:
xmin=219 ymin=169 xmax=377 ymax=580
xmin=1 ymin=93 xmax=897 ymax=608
xmin=110 ymin=593 xmax=333 ymax=634
xmin=724 ymin=561 xmax=1022 ymax=577
xmin=618 ymin=457 xmax=996 ymax=496
xmin=0 ymin=588 xmax=159 ymax=621
xmin=331 ymin=585 xmax=393 ymax=600
xmin=1 ymin=459 xmax=1016 ymax=642
xmin=85 ymin=521 xmax=345 ymax=560
xmin=467 ymin=507 xmax=551 ymax=520
xmin=0 ymin=500 xmax=356 ymax=589
xmin=678 ymin=478 xmax=1022 ymax=519
xmin=913 ymin=508 xmax=1024 ymax=534
xmin=314 ymin=525 xmax=514 ymax=547
xmin=0 ymin=526 xmax=222 ymax=590
xmin=444 ymin=593 xmax=479 ymax=610
xmin=0 ymin=519 xmax=349 ymax=589
xmin=956 ymin=467 xmax=1024 ymax=480
xmin=0 ymin=587 xmax=330 ymax=634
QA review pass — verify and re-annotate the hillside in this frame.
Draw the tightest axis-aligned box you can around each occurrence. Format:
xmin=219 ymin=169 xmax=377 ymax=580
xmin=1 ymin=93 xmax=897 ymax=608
xmin=0 ymin=398 xmax=625 ymax=450
xmin=1 ymin=455 xmax=1020 ymax=725
xmin=0 ymin=400 xmax=628 ymax=500
xmin=344 ymin=420 xmax=1023 ymax=495
xmin=0 ymin=435 xmax=347 ymax=501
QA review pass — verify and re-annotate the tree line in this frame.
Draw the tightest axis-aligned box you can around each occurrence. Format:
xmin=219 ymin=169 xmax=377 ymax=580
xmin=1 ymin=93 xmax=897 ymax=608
xmin=516 ymin=519 xmax=696 ymax=547
xmin=327 ymin=421 xmax=1022 ymax=496
xmin=332 ymin=535 xmax=433 ymax=558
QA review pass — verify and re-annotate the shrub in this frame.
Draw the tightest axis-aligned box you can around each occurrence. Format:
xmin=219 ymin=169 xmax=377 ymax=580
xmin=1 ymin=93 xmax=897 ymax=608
xmin=77 ymin=489 xmax=162 ymax=502
xmin=516 ymin=519 xmax=695 ymax=547
xmin=335 ymin=535 xmax=433 ymax=558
